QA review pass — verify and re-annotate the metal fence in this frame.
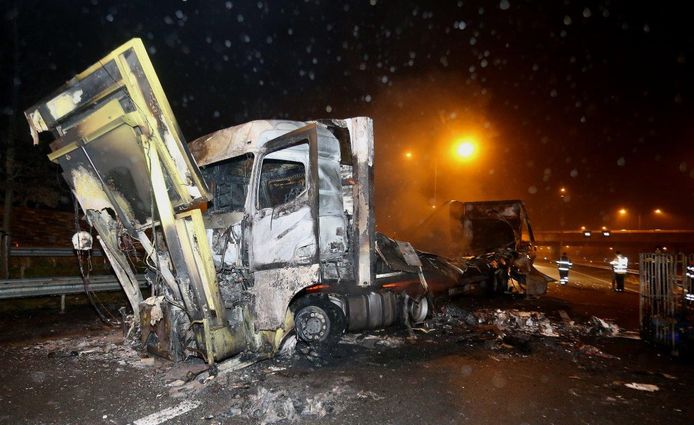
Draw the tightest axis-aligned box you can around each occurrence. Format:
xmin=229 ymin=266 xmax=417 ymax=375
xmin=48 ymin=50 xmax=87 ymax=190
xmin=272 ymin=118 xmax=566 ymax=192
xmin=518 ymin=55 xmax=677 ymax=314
xmin=639 ymin=252 xmax=693 ymax=352
xmin=682 ymin=253 xmax=694 ymax=302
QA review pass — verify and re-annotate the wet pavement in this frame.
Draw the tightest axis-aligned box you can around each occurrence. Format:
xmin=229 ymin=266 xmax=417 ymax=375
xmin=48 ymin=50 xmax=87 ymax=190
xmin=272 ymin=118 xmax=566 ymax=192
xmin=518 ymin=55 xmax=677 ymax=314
xmin=1 ymin=272 xmax=692 ymax=425
xmin=535 ymin=261 xmax=640 ymax=294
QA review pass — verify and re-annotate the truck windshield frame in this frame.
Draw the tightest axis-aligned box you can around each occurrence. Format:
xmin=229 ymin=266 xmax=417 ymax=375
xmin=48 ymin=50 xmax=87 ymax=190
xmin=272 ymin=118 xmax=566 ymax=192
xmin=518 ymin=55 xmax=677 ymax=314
xmin=202 ymin=153 xmax=255 ymax=213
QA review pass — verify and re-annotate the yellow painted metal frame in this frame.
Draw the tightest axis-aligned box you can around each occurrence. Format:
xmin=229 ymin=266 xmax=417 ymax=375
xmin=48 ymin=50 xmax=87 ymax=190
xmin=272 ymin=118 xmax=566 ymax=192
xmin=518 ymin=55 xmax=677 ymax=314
xmin=175 ymin=209 xmax=224 ymax=315
xmin=27 ymin=39 xmax=249 ymax=363
xmin=43 ymin=38 xmax=208 ymax=207
xmin=46 ymin=100 xmax=142 ymax=161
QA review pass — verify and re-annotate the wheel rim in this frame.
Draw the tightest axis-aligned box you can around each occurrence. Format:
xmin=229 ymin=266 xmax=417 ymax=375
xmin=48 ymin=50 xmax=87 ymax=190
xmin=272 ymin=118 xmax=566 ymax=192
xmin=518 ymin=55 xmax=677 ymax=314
xmin=296 ymin=305 xmax=331 ymax=343
xmin=408 ymin=297 xmax=429 ymax=323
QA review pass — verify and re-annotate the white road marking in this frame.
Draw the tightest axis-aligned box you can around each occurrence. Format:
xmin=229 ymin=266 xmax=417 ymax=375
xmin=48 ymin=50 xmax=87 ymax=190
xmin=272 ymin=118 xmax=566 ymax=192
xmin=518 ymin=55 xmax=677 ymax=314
xmin=133 ymin=400 xmax=201 ymax=425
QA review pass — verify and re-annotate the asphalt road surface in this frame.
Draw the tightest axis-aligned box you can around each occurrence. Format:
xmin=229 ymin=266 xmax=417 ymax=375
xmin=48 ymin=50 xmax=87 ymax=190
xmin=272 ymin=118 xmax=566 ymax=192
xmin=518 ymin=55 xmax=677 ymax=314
xmin=1 ymin=273 xmax=692 ymax=425
xmin=535 ymin=261 xmax=640 ymax=294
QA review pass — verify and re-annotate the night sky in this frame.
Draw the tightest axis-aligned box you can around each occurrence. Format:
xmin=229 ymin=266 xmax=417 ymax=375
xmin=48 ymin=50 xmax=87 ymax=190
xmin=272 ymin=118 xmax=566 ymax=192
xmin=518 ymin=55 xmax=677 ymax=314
xmin=2 ymin=0 xmax=693 ymax=236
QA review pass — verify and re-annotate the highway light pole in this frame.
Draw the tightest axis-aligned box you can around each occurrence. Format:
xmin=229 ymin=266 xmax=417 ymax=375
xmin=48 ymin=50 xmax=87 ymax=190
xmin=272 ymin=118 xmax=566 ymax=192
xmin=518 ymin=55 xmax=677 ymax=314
xmin=404 ymin=137 xmax=478 ymax=209
xmin=559 ymin=187 xmax=567 ymax=257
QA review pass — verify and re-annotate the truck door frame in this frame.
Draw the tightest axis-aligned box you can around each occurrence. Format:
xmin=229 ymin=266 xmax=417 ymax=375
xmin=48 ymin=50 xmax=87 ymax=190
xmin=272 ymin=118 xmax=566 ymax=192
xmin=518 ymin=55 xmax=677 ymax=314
xmin=249 ymin=123 xmax=320 ymax=270
xmin=245 ymin=124 xmax=324 ymax=331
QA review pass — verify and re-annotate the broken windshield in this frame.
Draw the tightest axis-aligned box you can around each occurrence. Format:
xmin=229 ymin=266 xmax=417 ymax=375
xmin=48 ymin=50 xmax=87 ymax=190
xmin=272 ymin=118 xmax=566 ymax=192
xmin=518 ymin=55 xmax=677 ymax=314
xmin=202 ymin=153 xmax=255 ymax=212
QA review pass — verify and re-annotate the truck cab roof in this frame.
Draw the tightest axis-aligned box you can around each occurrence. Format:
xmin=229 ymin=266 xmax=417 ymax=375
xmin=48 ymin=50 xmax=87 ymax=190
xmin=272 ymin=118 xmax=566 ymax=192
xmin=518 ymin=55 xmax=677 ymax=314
xmin=189 ymin=119 xmax=341 ymax=167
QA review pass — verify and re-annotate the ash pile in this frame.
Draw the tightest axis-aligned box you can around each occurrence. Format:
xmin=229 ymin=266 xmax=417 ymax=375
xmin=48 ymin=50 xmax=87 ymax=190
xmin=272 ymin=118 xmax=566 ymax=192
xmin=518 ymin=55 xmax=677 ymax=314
xmin=421 ymin=304 xmax=635 ymax=360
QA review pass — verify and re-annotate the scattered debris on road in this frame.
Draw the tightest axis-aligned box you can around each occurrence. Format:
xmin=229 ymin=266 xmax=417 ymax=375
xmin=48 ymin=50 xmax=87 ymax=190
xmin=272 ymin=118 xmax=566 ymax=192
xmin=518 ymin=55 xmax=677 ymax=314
xmin=3 ymin=296 xmax=691 ymax=425
xmin=432 ymin=306 xmax=628 ymax=342
xmin=589 ymin=316 xmax=621 ymax=337
xmin=21 ymin=303 xmax=634 ymax=373
xmin=341 ymin=333 xmax=406 ymax=349
xmin=624 ymin=382 xmax=660 ymax=392
xmin=26 ymin=334 xmax=145 ymax=366
xmin=577 ymin=343 xmax=620 ymax=360
xmin=204 ymin=375 xmax=384 ymax=424
xmin=8 ymin=301 xmax=653 ymax=424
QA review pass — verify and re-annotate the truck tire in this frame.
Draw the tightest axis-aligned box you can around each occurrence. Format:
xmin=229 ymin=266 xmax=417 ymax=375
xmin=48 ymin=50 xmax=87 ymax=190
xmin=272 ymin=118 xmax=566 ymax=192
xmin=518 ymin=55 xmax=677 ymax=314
xmin=293 ymin=294 xmax=346 ymax=347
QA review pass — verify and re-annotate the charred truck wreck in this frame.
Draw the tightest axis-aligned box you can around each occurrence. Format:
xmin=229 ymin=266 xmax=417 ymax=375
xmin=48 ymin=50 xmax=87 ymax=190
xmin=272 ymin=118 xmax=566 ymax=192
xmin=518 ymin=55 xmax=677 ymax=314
xmin=24 ymin=39 xmax=548 ymax=364
xmin=409 ymin=200 xmax=552 ymax=297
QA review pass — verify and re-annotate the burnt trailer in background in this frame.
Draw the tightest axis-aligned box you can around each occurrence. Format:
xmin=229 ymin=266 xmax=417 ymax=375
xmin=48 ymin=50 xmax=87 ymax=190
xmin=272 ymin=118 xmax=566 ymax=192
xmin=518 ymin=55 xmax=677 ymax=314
xmin=409 ymin=199 xmax=552 ymax=297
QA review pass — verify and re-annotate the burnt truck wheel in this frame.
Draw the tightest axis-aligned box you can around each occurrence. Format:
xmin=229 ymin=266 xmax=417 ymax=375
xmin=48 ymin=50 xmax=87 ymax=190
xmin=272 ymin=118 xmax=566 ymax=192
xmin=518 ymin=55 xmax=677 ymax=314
xmin=293 ymin=295 xmax=346 ymax=346
xmin=407 ymin=296 xmax=429 ymax=324
xmin=295 ymin=305 xmax=331 ymax=343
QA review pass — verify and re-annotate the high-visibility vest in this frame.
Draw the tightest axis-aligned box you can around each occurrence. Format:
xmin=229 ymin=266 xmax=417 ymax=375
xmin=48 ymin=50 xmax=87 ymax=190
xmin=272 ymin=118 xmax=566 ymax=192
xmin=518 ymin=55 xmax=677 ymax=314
xmin=610 ymin=256 xmax=628 ymax=274
xmin=686 ymin=265 xmax=694 ymax=279
xmin=557 ymin=258 xmax=572 ymax=271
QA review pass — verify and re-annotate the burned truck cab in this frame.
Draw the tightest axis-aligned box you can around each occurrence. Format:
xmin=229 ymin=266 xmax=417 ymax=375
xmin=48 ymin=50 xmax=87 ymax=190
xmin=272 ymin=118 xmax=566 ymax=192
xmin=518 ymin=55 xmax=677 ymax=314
xmin=189 ymin=119 xmax=431 ymax=347
xmin=23 ymin=38 xmax=434 ymax=363
xmin=188 ymin=121 xmax=362 ymax=334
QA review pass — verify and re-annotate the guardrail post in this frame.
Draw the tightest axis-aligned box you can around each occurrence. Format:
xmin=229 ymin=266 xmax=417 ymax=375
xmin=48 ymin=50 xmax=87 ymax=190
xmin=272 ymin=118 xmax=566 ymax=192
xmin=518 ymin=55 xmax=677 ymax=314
xmin=1 ymin=233 xmax=8 ymax=279
xmin=60 ymin=294 xmax=66 ymax=314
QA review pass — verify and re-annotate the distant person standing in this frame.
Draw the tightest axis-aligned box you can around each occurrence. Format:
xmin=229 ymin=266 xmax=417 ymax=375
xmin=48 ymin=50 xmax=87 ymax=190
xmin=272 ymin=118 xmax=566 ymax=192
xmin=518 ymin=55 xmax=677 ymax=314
xmin=556 ymin=252 xmax=572 ymax=285
xmin=610 ymin=251 xmax=628 ymax=292
xmin=685 ymin=260 xmax=694 ymax=302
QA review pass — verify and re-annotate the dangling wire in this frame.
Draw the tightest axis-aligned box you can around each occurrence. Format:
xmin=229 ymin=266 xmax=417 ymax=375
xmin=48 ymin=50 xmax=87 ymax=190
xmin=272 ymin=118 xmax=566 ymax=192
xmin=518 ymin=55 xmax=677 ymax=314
xmin=73 ymin=196 xmax=120 ymax=325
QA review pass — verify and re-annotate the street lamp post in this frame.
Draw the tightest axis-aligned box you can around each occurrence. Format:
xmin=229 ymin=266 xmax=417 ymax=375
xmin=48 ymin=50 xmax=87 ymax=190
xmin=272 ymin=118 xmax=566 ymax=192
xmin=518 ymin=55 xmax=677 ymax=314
xmin=433 ymin=158 xmax=438 ymax=208
xmin=559 ymin=187 xmax=567 ymax=227
xmin=559 ymin=187 xmax=567 ymax=256
xmin=405 ymin=137 xmax=478 ymax=209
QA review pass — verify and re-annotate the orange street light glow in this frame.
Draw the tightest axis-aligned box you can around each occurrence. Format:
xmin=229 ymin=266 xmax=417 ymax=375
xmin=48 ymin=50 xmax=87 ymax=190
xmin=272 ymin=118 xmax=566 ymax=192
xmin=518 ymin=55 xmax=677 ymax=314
xmin=618 ymin=208 xmax=627 ymax=215
xmin=654 ymin=208 xmax=662 ymax=214
xmin=454 ymin=138 xmax=476 ymax=159
xmin=404 ymin=151 xmax=413 ymax=159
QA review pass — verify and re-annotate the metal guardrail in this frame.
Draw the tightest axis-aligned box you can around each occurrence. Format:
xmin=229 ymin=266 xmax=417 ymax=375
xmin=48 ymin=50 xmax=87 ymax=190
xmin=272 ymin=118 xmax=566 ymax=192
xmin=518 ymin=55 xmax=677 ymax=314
xmin=0 ymin=275 xmax=147 ymax=299
xmin=570 ymin=261 xmax=640 ymax=275
xmin=9 ymin=247 xmax=104 ymax=257
xmin=537 ymin=260 xmax=639 ymax=275
xmin=539 ymin=259 xmax=690 ymax=284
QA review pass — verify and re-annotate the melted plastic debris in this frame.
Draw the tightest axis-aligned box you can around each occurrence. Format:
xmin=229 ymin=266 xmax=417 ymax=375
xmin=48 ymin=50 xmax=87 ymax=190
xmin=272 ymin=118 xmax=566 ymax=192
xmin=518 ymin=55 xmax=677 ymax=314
xmin=219 ymin=377 xmax=383 ymax=424
xmin=625 ymin=382 xmax=660 ymax=392
xmin=26 ymin=334 xmax=147 ymax=367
